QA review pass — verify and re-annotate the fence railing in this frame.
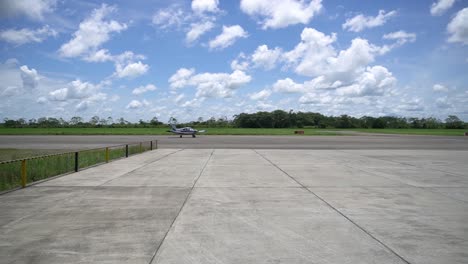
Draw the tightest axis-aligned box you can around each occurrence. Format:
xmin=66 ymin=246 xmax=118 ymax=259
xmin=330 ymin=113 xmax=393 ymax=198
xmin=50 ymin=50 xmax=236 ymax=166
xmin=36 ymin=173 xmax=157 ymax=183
xmin=0 ymin=140 xmax=158 ymax=193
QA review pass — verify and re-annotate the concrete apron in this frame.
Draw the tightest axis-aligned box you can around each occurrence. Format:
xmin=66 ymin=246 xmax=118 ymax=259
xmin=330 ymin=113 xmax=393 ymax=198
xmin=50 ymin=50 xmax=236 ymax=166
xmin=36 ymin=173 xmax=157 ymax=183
xmin=1 ymin=149 xmax=467 ymax=264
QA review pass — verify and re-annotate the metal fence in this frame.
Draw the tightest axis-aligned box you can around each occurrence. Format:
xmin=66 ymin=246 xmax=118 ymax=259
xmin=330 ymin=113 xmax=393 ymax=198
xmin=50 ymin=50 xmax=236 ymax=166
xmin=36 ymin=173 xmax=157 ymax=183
xmin=0 ymin=140 xmax=158 ymax=192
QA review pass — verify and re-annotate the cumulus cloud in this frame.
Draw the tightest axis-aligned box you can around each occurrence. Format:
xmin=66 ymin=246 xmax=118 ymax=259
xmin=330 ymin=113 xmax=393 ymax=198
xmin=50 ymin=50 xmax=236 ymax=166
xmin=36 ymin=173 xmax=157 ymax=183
xmin=209 ymin=25 xmax=248 ymax=50
xmin=48 ymin=80 xmax=99 ymax=101
xmin=251 ymin=45 xmax=282 ymax=70
xmin=126 ymin=99 xmax=150 ymax=109
xmin=336 ymin=66 xmax=396 ymax=96
xmin=433 ymin=83 xmax=449 ymax=92
xmin=447 ymin=8 xmax=468 ymax=45
xmin=430 ymin=0 xmax=456 ymax=16
xmin=20 ymin=65 xmax=40 ymax=90
xmin=342 ymin=10 xmax=396 ymax=32
xmin=191 ymin=0 xmax=219 ymax=14
xmin=383 ymin=31 xmax=416 ymax=45
xmin=169 ymin=68 xmax=252 ymax=98
xmin=0 ymin=26 xmax=57 ymax=45
xmin=273 ymin=78 xmax=306 ymax=93
xmin=83 ymin=49 xmax=113 ymax=62
xmin=249 ymin=89 xmax=272 ymax=100
xmin=115 ymin=61 xmax=149 ymax=79
xmin=240 ymin=0 xmax=322 ymax=29
xmin=186 ymin=21 xmax=215 ymax=43
xmin=58 ymin=4 xmax=127 ymax=58
xmin=169 ymin=68 xmax=196 ymax=89
xmin=283 ymin=28 xmax=387 ymax=81
xmin=132 ymin=84 xmax=157 ymax=95
xmin=0 ymin=0 xmax=56 ymax=21
xmin=152 ymin=5 xmax=186 ymax=30
xmin=230 ymin=53 xmax=250 ymax=71
xmin=174 ymin=93 xmax=185 ymax=104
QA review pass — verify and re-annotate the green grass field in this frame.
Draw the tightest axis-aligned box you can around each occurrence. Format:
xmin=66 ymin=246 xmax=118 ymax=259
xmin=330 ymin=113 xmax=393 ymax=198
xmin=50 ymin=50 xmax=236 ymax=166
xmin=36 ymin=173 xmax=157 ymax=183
xmin=0 ymin=127 xmax=466 ymax=136
xmin=0 ymin=143 xmax=152 ymax=192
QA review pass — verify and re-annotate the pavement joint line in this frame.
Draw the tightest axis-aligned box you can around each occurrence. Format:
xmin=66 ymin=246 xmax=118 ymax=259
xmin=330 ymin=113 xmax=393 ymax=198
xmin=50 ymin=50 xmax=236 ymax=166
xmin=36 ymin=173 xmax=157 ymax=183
xmin=338 ymin=149 xmax=466 ymax=178
xmin=147 ymin=149 xmax=215 ymax=264
xmin=335 ymin=150 xmax=468 ymax=205
xmin=97 ymin=149 xmax=184 ymax=187
xmin=252 ymin=149 xmax=412 ymax=264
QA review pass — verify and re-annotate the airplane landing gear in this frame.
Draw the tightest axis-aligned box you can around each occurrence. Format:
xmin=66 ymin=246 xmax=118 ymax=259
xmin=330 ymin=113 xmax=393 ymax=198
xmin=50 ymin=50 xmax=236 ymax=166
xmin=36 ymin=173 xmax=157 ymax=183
xmin=180 ymin=135 xmax=182 ymax=138
xmin=192 ymin=134 xmax=196 ymax=138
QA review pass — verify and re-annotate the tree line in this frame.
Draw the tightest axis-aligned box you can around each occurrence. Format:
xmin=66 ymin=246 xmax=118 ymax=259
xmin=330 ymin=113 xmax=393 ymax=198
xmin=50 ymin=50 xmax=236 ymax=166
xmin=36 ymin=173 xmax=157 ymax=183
xmin=1 ymin=110 xmax=466 ymax=129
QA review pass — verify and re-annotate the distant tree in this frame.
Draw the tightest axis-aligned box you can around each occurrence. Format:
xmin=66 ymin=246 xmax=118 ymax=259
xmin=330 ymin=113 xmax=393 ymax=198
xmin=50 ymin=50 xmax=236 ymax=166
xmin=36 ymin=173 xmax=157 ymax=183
xmin=150 ymin=117 xmax=162 ymax=126
xmin=89 ymin=116 xmax=100 ymax=126
xmin=168 ymin=117 xmax=178 ymax=125
xmin=445 ymin=115 xmax=464 ymax=129
xmin=70 ymin=116 xmax=83 ymax=126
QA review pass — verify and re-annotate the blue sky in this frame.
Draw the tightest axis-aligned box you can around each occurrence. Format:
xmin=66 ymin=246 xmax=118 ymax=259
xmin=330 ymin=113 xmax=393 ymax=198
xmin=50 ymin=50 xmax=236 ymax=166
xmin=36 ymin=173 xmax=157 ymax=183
xmin=0 ymin=0 xmax=467 ymax=122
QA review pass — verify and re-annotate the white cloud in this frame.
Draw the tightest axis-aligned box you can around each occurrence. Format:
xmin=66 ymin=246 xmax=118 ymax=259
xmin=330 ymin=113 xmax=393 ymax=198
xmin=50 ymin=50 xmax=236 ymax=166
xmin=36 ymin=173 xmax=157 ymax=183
xmin=83 ymin=49 xmax=113 ymax=62
xmin=126 ymin=100 xmax=142 ymax=109
xmin=169 ymin=68 xmax=252 ymax=98
xmin=174 ymin=93 xmax=185 ymax=104
xmin=283 ymin=28 xmax=337 ymax=77
xmin=383 ymin=31 xmax=416 ymax=45
xmin=20 ymin=65 xmax=40 ymax=89
xmin=36 ymin=97 xmax=47 ymax=104
xmin=430 ymin=0 xmax=456 ymax=16
xmin=126 ymin=99 xmax=150 ymax=109
xmin=249 ymin=89 xmax=272 ymax=100
xmin=186 ymin=21 xmax=215 ymax=43
xmin=433 ymin=83 xmax=449 ymax=92
xmin=48 ymin=80 xmax=104 ymax=104
xmin=283 ymin=28 xmax=387 ymax=81
xmin=436 ymin=96 xmax=451 ymax=108
xmin=342 ymin=10 xmax=396 ymax=32
xmin=1 ymin=86 xmax=20 ymax=97
xmin=273 ymin=78 xmax=306 ymax=93
xmin=251 ymin=45 xmax=282 ymax=70
xmin=209 ymin=25 xmax=248 ymax=50
xmin=169 ymin=68 xmax=196 ymax=89
xmin=132 ymin=84 xmax=157 ymax=95
xmin=240 ymin=0 xmax=322 ymax=29
xmin=396 ymin=98 xmax=425 ymax=112
xmin=0 ymin=0 xmax=56 ymax=21
xmin=152 ymin=5 xmax=186 ymax=29
xmin=191 ymin=0 xmax=219 ymax=14
xmin=336 ymin=66 xmax=396 ymax=96
xmin=230 ymin=53 xmax=250 ymax=71
xmin=115 ymin=61 xmax=149 ymax=79
xmin=447 ymin=8 xmax=468 ymax=45
xmin=0 ymin=26 xmax=57 ymax=45
xmin=58 ymin=4 xmax=127 ymax=58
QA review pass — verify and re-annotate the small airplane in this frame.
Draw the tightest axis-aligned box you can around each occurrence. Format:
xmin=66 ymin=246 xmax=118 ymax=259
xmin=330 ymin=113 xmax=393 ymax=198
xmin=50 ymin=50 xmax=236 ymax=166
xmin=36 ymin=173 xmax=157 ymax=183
xmin=167 ymin=124 xmax=206 ymax=138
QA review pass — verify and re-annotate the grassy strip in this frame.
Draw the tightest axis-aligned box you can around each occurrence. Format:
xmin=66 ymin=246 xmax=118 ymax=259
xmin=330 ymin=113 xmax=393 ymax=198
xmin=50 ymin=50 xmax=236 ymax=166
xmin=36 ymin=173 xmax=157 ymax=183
xmin=0 ymin=127 xmax=466 ymax=136
xmin=0 ymin=142 xmax=152 ymax=192
xmin=345 ymin=128 xmax=467 ymax=136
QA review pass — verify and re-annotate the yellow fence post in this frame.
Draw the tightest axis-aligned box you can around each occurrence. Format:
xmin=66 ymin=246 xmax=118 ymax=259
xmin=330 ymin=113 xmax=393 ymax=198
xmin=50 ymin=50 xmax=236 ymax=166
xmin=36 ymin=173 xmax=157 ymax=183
xmin=105 ymin=147 xmax=109 ymax=163
xmin=21 ymin=159 xmax=27 ymax=188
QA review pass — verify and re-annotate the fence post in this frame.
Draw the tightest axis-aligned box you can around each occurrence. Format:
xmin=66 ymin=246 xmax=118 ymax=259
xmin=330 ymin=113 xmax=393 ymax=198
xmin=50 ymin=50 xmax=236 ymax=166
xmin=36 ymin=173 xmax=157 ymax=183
xmin=150 ymin=141 xmax=153 ymax=150
xmin=21 ymin=159 xmax=27 ymax=188
xmin=105 ymin=147 xmax=109 ymax=163
xmin=126 ymin=145 xmax=129 ymax=157
xmin=74 ymin=152 xmax=79 ymax=172
xmin=155 ymin=140 xmax=158 ymax=149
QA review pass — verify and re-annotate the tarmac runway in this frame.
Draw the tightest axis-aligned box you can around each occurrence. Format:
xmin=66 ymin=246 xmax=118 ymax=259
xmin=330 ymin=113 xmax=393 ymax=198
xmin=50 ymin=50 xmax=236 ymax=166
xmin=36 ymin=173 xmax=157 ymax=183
xmin=0 ymin=134 xmax=467 ymax=150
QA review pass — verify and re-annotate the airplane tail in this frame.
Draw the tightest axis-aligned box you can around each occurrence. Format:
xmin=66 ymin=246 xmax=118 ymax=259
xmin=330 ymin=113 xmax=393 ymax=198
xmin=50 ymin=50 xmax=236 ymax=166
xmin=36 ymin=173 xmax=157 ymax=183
xmin=170 ymin=124 xmax=177 ymax=131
